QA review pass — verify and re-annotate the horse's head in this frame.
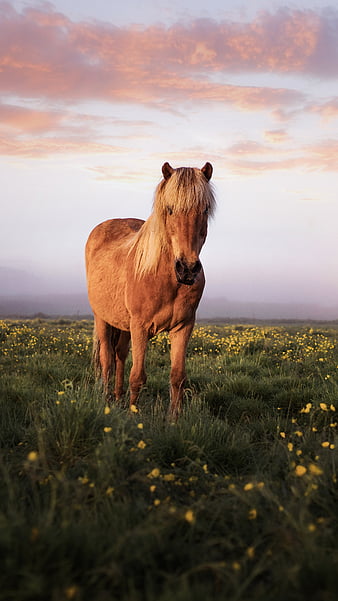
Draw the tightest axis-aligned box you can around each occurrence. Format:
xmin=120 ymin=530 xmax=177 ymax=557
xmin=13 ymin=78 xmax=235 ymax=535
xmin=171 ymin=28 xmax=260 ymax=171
xmin=160 ymin=162 xmax=214 ymax=286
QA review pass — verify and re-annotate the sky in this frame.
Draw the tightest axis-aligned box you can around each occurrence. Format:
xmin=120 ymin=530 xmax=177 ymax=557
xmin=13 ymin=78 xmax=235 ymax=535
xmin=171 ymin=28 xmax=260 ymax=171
xmin=1 ymin=0 xmax=338 ymax=312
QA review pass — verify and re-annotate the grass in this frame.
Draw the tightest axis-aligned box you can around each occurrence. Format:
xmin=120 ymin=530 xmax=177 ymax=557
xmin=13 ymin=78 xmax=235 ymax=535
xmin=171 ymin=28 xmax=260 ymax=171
xmin=1 ymin=318 xmax=338 ymax=600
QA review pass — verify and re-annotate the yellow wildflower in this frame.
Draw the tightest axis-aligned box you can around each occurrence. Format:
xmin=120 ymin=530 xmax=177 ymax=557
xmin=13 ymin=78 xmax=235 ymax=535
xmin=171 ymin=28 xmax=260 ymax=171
xmin=320 ymin=403 xmax=328 ymax=411
xmin=280 ymin=432 xmax=286 ymax=438
xmin=103 ymin=427 xmax=112 ymax=433
xmin=308 ymin=463 xmax=323 ymax=476
xmin=153 ymin=499 xmax=161 ymax=506
xmin=248 ymin=508 xmax=257 ymax=520
xmin=104 ymin=406 xmax=111 ymax=415
xmin=321 ymin=441 xmax=330 ymax=448
xmin=246 ymin=546 xmax=255 ymax=559
xmin=137 ymin=440 xmax=146 ymax=449
xmin=106 ymin=487 xmax=114 ymax=496
xmin=130 ymin=404 xmax=138 ymax=413
xmin=163 ymin=473 xmax=175 ymax=482
xmin=243 ymin=482 xmax=254 ymax=491
xmin=147 ymin=468 xmax=160 ymax=478
xmin=295 ymin=465 xmax=307 ymax=477
xmin=287 ymin=442 xmax=294 ymax=452
xmin=137 ymin=423 xmax=143 ymax=429
xmin=184 ymin=509 xmax=195 ymax=524
xmin=27 ymin=451 xmax=39 ymax=462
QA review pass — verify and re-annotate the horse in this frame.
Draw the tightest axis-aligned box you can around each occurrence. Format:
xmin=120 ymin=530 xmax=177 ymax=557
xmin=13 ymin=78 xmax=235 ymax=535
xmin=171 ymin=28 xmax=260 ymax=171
xmin=85 ymin=161 xmax=215 ymax=419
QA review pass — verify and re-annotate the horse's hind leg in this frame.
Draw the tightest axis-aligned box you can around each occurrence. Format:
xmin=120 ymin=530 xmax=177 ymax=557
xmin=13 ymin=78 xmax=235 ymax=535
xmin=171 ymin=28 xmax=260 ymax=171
xmin=94 ymin=315 xmax=115 ymax=397
xmin=114 ymin=330 xmax=131 ymax=401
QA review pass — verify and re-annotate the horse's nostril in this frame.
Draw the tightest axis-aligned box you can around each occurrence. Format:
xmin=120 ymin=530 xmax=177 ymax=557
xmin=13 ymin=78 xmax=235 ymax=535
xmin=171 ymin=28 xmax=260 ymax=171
xmin=175 ymin=259 xmax=185 ymax=277
xmin=191 ymin=260 xmax=202 ymax=274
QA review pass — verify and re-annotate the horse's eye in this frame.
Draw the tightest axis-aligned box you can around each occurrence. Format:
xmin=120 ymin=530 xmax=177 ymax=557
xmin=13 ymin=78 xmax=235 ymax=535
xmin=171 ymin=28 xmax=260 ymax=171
xmin=204 ymin=207 xmax=209 ymax=215
xmin=167 ymin=206 xmax=173 ymax=215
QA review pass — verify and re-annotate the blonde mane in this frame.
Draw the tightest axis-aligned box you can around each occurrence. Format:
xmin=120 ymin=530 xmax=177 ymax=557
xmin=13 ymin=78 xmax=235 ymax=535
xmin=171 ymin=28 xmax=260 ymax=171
xmin=129 ymin=167 xmax=216 ymax=278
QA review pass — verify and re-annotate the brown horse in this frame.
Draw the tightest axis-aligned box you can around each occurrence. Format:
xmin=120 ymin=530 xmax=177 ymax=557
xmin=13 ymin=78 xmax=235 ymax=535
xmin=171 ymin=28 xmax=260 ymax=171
xmin=85 ymin=161 xmax=215 ymax=419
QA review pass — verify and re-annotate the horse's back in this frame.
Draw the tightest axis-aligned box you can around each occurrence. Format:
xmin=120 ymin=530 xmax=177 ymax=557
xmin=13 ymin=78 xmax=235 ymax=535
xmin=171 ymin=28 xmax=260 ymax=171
xmin=86 ymin=218 xmax=144 ymax=251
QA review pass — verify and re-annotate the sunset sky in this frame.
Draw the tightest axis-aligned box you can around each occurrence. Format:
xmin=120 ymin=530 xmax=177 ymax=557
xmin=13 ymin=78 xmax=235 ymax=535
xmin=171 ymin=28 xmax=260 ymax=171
xmin=1 ymin=0 xmax=338 ymax=312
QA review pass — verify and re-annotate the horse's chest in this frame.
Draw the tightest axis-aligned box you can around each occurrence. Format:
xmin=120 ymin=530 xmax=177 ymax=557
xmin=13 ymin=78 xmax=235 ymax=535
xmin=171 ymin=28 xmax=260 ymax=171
xmin=127 ymin=278 xmax=203 ymax=334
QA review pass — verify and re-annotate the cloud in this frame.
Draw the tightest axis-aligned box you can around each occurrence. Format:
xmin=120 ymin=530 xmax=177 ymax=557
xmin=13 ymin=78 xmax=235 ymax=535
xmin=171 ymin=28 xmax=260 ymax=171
xmin=264 ymin=129 xmax=290 ymax=143
xmin=0 ymin=3 xmax=336 ymax=111
xmin=0 ymin=133 xmax=126 ymax=158
xmin=225 ymin=138 xmax=338 ymax=175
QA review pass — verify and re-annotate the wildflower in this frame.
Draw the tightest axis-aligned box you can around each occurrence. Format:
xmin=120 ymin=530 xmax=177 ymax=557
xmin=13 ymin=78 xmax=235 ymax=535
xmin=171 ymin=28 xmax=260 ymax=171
xmin=300 ymin=403 xmax=312 ymax=413
xmin=78 ymin=476 xmax=89 ymax=484
xmin=243 ymin=482 xmax=254 ymax=491
xmin=203 ymin=463 xmax=208 ymax=473
xmin=104 ymin=406 xmax=111 ymax=415
xmin=330 ymin=404 xmax=336 ymax=411
xmin=137 ymin=440 xmax=146 ymax=449
xmin=308 ymin=463 xmax=323 ymax=476
xmin=248 ymin=508 xmax=257 ymax=520
xmin=153 ymin=499 xmax=161 ymax=506
xmin=246 ymin=546 xmax=255 ymax=559
xmin=150 ymin=485 xmax=156 ymax=493
xmin=280 ymin=432 xmax=286 ymax=438
xmin=330 ymin=444 xmax=335 ymax=449
xmin=57 ymin=391 xmax=65 ymax=396
xmin=320 ymin=403 xmax=328 ymax=411
xmin=106 ymin=487 xmax=114 ymax=496
xmin=147 ymin=468 xmax=160 ymax=478
xmin=184 ymin=509 xmax=195 ymax=524
xmin=330 ymin=422 xmax=337 ymax=428
xmin=287 ymin=442 xmax=294 ymax=452
xmin=27 ymin=451 xmax=39 ymax=462
xmin=294 ymin=430 xmax=303 ymax=437
xmin=232 ymin=561 xmax=241 ymax=571
xmin=163 ymin=473 xmax=175 ymax=482
xmin=295 ymin=465 xmax=307 ymax=477
xmin=321 ymin=441 xmax=330 ymax=448
xmin=130 ymin=404 xmax=138 ymax=413
xmin=103 ymin=427 xmax=112 ymax=433
xmin=137 ymin=423 xmax=143 ymax=429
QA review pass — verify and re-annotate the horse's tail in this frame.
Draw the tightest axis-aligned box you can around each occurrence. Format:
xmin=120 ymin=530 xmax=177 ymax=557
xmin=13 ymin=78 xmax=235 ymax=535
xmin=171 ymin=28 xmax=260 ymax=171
xmin=92 ymin=323 xmax=102 ymax=379
xmin=92 ymin=322 xmax=120 ymax=379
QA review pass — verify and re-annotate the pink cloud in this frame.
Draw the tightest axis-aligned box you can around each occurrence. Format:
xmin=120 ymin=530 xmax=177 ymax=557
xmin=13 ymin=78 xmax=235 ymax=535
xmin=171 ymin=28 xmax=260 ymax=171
xmin=226 ymin=138 xmax=338 ymax=175
xmin=264 ymin=129 xmax=290 ymax=143
xmin=0 ymin=3 xmax=335 ymax=110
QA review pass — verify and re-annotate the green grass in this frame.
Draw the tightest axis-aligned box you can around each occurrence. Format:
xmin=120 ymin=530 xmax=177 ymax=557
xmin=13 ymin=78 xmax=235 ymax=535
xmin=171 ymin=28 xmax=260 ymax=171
xmin=1 ymin=319 xmax=338 ymax=601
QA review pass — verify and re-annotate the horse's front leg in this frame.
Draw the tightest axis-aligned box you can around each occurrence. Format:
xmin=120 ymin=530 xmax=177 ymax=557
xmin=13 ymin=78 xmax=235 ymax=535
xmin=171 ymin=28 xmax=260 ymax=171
xmin=129 ymin=323 xmax=148 ymax=409
xmin=168 ymin=322 xmax=194 ymax=421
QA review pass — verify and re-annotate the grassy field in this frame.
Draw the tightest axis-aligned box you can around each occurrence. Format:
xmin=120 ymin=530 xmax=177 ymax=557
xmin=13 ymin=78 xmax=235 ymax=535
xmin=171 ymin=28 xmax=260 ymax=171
xmin=1 ymin=318 xmax=338 ymax=601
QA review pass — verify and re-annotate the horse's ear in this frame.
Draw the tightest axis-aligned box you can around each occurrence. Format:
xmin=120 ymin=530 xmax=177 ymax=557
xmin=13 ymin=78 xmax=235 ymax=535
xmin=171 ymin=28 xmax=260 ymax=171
xmin=201 ymin=162 xmax=213 ymax=181
xmin=162 ymin=162 xmax=174 ymax=180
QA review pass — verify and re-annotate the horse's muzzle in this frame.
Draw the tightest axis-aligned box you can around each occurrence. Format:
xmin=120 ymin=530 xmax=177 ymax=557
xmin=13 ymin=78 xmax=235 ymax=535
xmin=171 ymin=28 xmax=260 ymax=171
xmin=175 ymin=259 xmax=202 ymax=285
